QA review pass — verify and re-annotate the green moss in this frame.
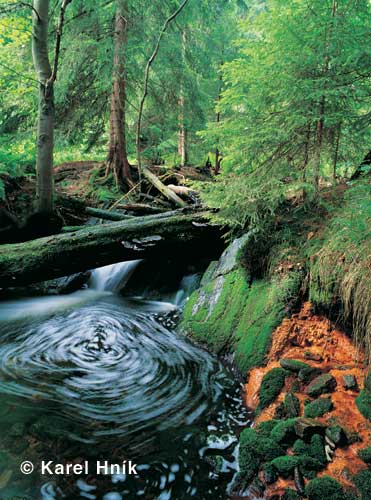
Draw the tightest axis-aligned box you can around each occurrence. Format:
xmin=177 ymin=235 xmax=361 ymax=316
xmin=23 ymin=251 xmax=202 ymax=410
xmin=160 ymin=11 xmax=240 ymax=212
xmin=355 ymin=469 xmax=371 ymax=500
xmin=239 ymin=428 xmax=284 ymax=463
xmin=293 ymin=434 xmax=326 ymax=466
xmin=270 ymin=418 xmax=298 ymax=446
xmin=257 ymin=367 xmax=287 ymax=412
xmin=271 ymin=455 xmax=299 ymax=475
xmin=280 ymin=358 xmax=309 ymax=372
xmin=282 ymin=489 xmax=301 ymax=500
xmin=182 ymin=253 xmax=302 ymax=373
xmin=256 ymin=419 xmax=280 ymax=438
xmin=358 ymin=446 xmax=371 ymax=464
xmin=356 ymin=388 xmax=371 ymax=421
xmin=304 ymin=397 xmax=333 ymax=418
xmin=305 ymin=476 xmax=346 ymax=500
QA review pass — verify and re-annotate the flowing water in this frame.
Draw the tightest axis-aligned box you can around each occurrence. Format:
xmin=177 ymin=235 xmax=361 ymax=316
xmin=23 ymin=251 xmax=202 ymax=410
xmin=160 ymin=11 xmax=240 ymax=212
xmin=0 ymin=261 xmax=249 ymax=500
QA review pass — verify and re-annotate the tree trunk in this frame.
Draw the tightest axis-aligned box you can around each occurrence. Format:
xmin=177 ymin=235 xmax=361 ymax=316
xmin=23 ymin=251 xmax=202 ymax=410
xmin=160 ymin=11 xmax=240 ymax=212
xmin=106 ymin=0 xmax=132 ymax=187
xmin=0 ymin=211 xmax=217 ymax=287
xmin=178 ymin=30 xmax=188 ymax=166
xmin=333 ymin=123 xmax=341 ymax=180
xmin=32 ymin=0 xmax=54 ymax=213
xmin=214 ymin=65 xmax=223 ymax=174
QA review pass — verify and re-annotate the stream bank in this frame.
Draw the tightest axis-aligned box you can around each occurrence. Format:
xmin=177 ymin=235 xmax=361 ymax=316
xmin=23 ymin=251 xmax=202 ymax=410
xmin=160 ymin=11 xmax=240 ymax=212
xmin=181 ymin=183 xmax=371 ymax=499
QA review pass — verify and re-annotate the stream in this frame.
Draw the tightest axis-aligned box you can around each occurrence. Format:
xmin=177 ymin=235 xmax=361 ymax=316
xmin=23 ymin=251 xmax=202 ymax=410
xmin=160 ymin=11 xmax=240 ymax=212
xmin=0 ymin=261 xmax=249 ymax=499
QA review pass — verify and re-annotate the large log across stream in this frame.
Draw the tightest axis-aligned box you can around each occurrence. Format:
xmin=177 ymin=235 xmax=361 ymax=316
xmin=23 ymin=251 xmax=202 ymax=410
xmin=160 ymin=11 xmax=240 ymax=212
xmin=0 ymin=210 xmax=220 ymax=288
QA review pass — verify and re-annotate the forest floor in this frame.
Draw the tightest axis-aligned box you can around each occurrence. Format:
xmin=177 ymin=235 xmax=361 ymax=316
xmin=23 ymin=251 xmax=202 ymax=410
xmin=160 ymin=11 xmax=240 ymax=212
xmin=245 ymin=301 xmax=369 ymax=497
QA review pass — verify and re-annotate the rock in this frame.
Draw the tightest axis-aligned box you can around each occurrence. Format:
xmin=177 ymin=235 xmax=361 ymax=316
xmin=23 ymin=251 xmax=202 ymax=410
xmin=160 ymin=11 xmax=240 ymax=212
xmin=294 ymin=418 xmax=326 ymax=440
xmin=304 ymin=397 xmax=333 ymax=418
xmin=294 ymin=466 xmax=305 ymax=495
xmin=263 ymin=463 xmax=278 ymax=484
xmin=304 ymin=352 xmax=323 ymax=362
xmin=280 ymin=358 xmax=310 ymax=372
xmin=325 ymin=444 xmax=334 ymax=462
xmin=342 ymin=374 xmax=358 ymax=391
xmin=284 ymin=392 xmax=301 ymax=418
xmin=305 ymin=374 xmax=337 ymax=397
xmin=298 ymin=366 xmax=323 ymax=384
xmin=325 ymin=425 xmax=347 ymax=446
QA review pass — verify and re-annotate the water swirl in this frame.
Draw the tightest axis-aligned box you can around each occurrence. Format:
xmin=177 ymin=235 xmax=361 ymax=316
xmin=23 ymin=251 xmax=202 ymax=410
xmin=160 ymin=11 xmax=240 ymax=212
xmin=0 ymin=295 xmax=222 ymax=451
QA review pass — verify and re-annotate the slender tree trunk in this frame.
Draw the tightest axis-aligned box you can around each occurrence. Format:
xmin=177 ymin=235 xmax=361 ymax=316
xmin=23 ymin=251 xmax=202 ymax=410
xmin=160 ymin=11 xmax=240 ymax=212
xmin=32 ymin=0 xmax=54 ymax=213
xmin=214 ymin=65 xmax=223 ymax=174
xmin=333 ymin=123 xmax=341 ymax=180
xmin=106 ymin=0 xmax=132 ymax=187
xmin=178 ymin=30 xmax=187 ymax=167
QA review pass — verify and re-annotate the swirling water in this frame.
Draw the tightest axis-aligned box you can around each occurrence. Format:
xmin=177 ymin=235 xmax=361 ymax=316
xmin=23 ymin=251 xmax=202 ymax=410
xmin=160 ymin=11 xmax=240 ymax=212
xmin=0 ymin=262 xmax=249 ymax=499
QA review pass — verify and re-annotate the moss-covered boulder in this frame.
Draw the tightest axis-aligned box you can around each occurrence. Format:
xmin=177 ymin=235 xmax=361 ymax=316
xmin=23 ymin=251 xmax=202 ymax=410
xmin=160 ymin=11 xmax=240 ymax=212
xmin=280 ymin=358 xmax=310 ymax=372
xmin=181 ymin=233 xmax=302 ymax=372
xmin=306 ymin=374 xmax=337 ymax=398
xmin=358 ymin=446 xmax=371 ymax=464
xmin=257 ymin=367 xmax=288 ymax=412
xmin=304 ymin=397 xmax=333 ymax=418
xmin=282 ymin=489 xmax=301 ymax=500
xmin=356 ymin=372 xmax=371 ymax=421
xmin=305 ymin=476 xmax=346 ymax=500
xmin=355 ymin=469 xmax=371 ymax=500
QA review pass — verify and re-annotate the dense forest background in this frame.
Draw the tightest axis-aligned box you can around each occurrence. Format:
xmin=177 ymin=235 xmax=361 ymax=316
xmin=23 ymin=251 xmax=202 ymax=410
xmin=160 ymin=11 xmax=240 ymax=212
xmin=1 ymin=0 xmax=370 ymax=227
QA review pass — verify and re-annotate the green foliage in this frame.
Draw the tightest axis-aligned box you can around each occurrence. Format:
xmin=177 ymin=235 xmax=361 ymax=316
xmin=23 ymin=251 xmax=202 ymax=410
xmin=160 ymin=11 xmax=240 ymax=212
xmin=293 ymin=434 xmax=327 ymax=467
xmin=355 ymin=469 xmax=371 ymax=500
xmin=257 ymin=367 xmax=287 ymax=412
xmin=356 ymin=388 xmax=371 ymax=422
xmin=306 ymin=476 xmax=348 ymax=500
xmin=358 ymin=447 xmax=371 ymax=464
xmin=256 ymin=419 xmax=280 ymax=438
xmin=304 ymin=398 xmax=333 ymax=418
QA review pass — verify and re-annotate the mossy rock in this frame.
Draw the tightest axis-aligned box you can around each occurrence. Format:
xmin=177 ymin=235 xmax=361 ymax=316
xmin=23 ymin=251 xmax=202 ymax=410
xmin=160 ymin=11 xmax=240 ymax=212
xmin=355 ymin=469 xmax=371 ymax=500
xmin=280 ymin=358 xmax=310 ymax=372
xmin=356 ymin=388 xmax=371 ymax=421
xmin=271 ymin=455 xmax=300 ymax=476
xmin=304 ymin=397 xmax=333 ymax=418
xmin=325 ymin=425 xmax=347 ymax=446
xmin=263 ymin=462 xmax=278 ymax=484
xmin=256 ymin=419 xmax=280 ymax=438
xmin=239 ymin=428 xmax=284 ymax=462
xmin=293 ymin=434 xmax=327 ymax=466
xmin=358 ymin=446 xmax=371 ymax=464
xmin=182 ymin=235 xmax=303 ymax=373
xmin=284 ymin=392 xmax=301 ymax=418
xmin=306 ymin=374 xmax=337 ymax=398
xmin=298 ymin=366 xmax=323 ymax=384
xmin=305 ymin=476 xmax=346 ymax=500
xmin=294 ymin=417 xmax=326 ymax=440
xmin=270 ymin=418 xmax=298 ymax=446
xmin=282 ymin=489 xmax=301 ymax=500
xmin=257 ymin=367 xmax=288 ymax=412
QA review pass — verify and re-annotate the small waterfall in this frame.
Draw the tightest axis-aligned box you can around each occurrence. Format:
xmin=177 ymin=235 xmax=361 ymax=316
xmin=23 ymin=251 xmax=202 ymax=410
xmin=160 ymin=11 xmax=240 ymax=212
xmin=89 ymin=260 xmax=141 ymax=293
xmin=173 ymin=273 xmax=200 ymax=306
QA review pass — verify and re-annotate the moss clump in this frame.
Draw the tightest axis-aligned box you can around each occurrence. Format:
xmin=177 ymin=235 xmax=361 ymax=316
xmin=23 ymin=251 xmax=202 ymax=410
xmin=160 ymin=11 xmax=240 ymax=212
xmin=293 ymin=434 xmax=326 ymax=466
xmin=356 ymin=379 xmax=371 ymax=422
xmin=283 ymin=392 xmax=301 ymax=418
xmin=256 ymin=419 xmax=280 ymax=438
xmin=280 ymin=358 xmax=309 ymax=372
xmin=358 ymin=446 xmax=371 ymax=464
xmin=305 ymin=476 xmax=345 ymax=500
xmin=282 ymin=489 xmax=301 ymax=500
xmin=304 ymin=397 xmax=333 ymax=418
xmin=270 ymin=418 xmax=298 ymax=446
xmin=298 ymin=366 xmax=323 ymax=384
xmin=239 ymin=428 xmax=284 ymax=463
xmin=257 ymin=367 xmax=287 ymax=412
xmin=355 ymin=469 xmax=371 ymax=500
xmin=271 ymin=455 xmax=299 ymax=476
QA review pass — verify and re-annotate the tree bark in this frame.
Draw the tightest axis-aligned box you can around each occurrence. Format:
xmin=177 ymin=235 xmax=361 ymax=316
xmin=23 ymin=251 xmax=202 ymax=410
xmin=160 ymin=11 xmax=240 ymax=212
xmin=178 ymin=30 xmax=188 ymax=167
xmin=0 ymin=211 xmax=217 ymax=287
xmin=32 ymin=0 xmax=54 ymax=213
xmin=106 ymin=1 xmax=132 ymax=187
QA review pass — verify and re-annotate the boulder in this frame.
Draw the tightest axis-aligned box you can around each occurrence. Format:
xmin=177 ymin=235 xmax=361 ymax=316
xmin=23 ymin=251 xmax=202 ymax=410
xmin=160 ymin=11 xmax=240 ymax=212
xmin=342 ymin=374 xmax=358 ymax=391
xmin=294 ymin=418 xmax=326 ymax=440
xmin=280 ymin=358 xmax=310 ymax=372
xmin=305 ymin=374 xmax=337 ymax=397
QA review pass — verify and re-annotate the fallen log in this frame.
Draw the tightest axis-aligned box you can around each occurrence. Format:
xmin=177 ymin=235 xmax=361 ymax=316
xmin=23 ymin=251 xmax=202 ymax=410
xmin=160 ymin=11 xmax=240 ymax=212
xmin=142 ymin=167 xmax=187 ymax=208
xmin=0 ymin=211 xmax=218 ymax=287
xmin=85 ymin=207 xmax=134 ymax=221
xmin=115 ymin=203 xmax=167 ymax=215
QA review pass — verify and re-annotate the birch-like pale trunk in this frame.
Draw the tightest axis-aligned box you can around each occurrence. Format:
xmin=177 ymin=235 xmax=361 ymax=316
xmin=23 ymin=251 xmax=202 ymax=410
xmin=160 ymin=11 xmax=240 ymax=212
xmin=32 ymin=0 xmax=54 ymax=213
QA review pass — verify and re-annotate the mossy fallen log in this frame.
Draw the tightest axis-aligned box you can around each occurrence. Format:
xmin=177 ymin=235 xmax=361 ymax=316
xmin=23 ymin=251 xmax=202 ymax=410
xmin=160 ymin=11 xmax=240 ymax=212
xmin=0 ymin=211 xmax=217 ymax=287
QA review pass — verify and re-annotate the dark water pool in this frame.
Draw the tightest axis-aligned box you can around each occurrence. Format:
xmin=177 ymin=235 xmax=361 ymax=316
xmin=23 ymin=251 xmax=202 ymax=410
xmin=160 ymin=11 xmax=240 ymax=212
xmin=0 ymin=267 xmax=249 ymax=499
